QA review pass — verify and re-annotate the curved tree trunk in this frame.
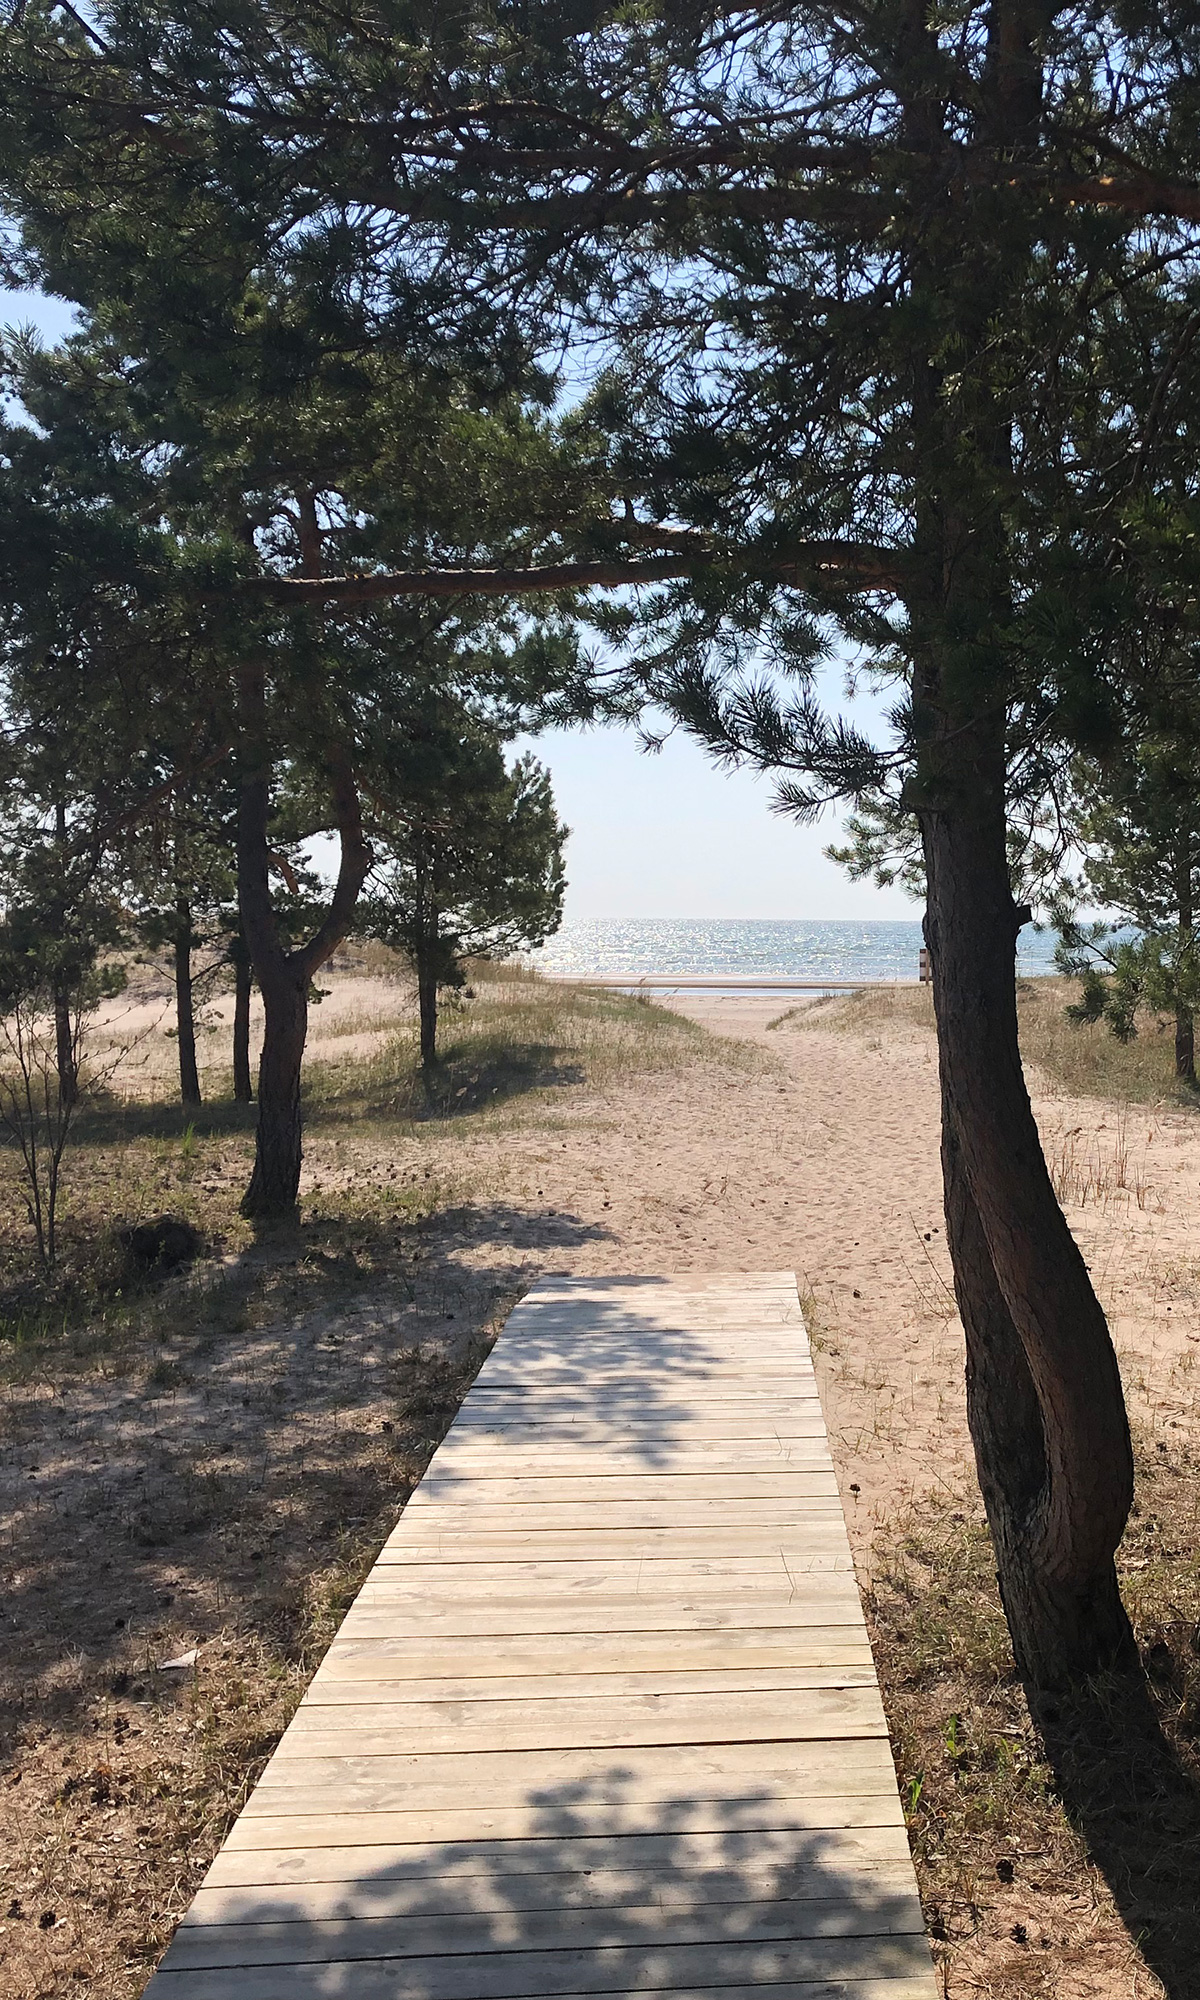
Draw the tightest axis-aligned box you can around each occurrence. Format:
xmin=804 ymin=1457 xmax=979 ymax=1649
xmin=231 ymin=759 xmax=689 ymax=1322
xmin=920 ymin=720 xmax=1137 ymax=1695
xmin=242 ymin=957 xmax=308 ymax=1217
xmin=174 ymin=893 xmax=202 ymax=1107
xmin=232 ymin=938 xmax=254 ymax=1102
xmin=235 ymin=602 xmax=371 ymax=1219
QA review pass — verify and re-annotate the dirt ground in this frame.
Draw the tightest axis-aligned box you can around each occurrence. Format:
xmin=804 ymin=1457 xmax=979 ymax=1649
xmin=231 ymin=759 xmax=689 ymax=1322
xmin=2 ymin=972 xmax=1199 ymax=1999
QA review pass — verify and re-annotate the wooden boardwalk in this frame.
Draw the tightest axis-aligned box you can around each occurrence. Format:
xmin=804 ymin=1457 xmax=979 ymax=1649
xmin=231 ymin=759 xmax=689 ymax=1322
xmin=147 ymin=1272 xmax=936 ymax=2000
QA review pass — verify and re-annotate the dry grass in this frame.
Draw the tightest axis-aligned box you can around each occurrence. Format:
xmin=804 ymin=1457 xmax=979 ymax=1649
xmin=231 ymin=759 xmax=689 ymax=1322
xmin=0 ymin=969 xmax=744 ymax=2000
xmin=871 ymin=1446 xmax=1200 ymax=1997
xmin=303 ymin=972 xmax=742 ymax=1126
xmin=782 ymin=975 xmax=1200 ymax=1111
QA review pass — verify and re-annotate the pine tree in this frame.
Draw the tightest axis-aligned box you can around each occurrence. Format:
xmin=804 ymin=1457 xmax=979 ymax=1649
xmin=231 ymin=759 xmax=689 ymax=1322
xmin=10 ymin=0 xmax=1200 ymax=1689
xmin=362 ymin=739 xmax=565 ymax=1069
xmin=1058 ymin=744 xmax=1200 ymax=1084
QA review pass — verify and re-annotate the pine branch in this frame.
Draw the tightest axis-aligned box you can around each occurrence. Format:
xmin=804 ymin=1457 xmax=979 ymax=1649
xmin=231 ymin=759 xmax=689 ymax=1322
xmin=249 ymin=540 xmax=904 ymax=603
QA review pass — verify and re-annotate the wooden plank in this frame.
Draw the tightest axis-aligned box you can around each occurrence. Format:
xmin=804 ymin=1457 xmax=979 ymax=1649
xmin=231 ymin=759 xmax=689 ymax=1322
xmin=140 ymin=1274 xmax=934 ymax=2000
xmin=333 ymin=1597 xmax=871 ymax=1638
xmin=406 ymin=1474 xmax=844 ymax=1499
xmin=240 ymin=1738 xmax=904 ymax=1813
xmin=446 ymin=1410 xmax=829 ymax=1431
xmin=189 ymin=1862 xmax=918 ymax=1921
xmin=275 ymin=1688 xmax=888 ymax=1756
xmin=395 ymin=1503 xmax=849 ymax=1529
xmin=160 ymin=1895 xmax=927 ymax=1972
xmin=466 ymin=1379 xmax=822 ymax=1395
xmin=353 ymin=1561 xmax=857 ymax=1595
xmin=317 ymin=1633 xmax=877 ymax=1680
xmin=377 ymin=1530 xmax=854 ymax=1561
xmin=150 ymin=1939 xmax=935 ymax=1999
xmin=424 ymin=1462 xmax=841 ymax=1479
xmin=220 ymin=1796 xmax=909 ymax=1854
xmin=201 ymin=1822 xmax=916 ymax=1889
xmin=300 ymin=1667 xmax=879 ymax=1703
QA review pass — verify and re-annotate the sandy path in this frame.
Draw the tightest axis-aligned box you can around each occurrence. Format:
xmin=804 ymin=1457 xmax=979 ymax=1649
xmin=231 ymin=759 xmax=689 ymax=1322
xmin=428 ymin=991 xmax=1200 ymax=1562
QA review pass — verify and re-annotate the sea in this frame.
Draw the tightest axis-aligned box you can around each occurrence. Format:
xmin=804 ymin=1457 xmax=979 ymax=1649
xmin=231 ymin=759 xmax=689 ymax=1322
xmin=531 ymin=917 xmax=1061 ymax=984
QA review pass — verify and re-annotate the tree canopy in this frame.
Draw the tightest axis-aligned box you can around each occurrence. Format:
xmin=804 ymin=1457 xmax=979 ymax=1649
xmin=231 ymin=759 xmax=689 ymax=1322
xmin=6 ymin=0 xmax=1200 ymax=1700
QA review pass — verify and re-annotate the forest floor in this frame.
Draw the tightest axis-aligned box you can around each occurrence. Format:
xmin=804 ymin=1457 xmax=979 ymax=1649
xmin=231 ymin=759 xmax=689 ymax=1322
xmin=1 ymin=962 xmax=1199 ymax=1999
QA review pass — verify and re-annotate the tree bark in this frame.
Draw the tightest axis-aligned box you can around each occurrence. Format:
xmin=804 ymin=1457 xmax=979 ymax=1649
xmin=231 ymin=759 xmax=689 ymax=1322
xmin=243 ymin=955 xmax=309 ymax=1215
xmin=417 ymin=952 xmax=438 ymax=1069
xmin=919 ymin=717 xmax=1137 ymax=1694
xmin=53 ymin=980 xmax=78 ymax=1110
xmin=52 ymin=802 xmax=78 ymax=1109
xmin=231 ymin=936 xmax=254 ymax=1102
xmin=236 ymin=504 xmax=372 ymax=1219
xmin=1175 ymin=843 xmax=1195 ymax=1082
xmin=890 ymin=0 xmax=1138 ymax=1696
xmin=1175 ymin=1006 xmax=1195 ymax=1083
xmin=174 ymin=892 xmax=202 ymax=1107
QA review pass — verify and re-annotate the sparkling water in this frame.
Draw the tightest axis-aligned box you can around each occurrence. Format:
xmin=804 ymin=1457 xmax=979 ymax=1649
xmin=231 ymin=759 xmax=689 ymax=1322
xmin=532 ymin=917 xmax=1060 ymax=982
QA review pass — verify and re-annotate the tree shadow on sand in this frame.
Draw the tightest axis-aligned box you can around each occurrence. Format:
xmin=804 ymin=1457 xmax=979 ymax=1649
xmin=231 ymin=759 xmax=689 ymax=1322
xmin=0 ymin=1201 xmax=612 ymax=1767
xmin=1041 ymin=1674 xmax=1200 ymax=1998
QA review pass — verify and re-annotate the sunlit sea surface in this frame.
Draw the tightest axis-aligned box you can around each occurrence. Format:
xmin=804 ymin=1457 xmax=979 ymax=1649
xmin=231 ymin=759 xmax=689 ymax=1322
xmin=532 ymin=918 xmax=1059 ymax=983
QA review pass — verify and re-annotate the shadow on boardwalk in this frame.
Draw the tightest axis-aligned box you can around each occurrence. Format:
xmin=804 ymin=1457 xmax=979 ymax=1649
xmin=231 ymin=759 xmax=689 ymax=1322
xmin=154 ymin=1774 xmax=934 ymax=1997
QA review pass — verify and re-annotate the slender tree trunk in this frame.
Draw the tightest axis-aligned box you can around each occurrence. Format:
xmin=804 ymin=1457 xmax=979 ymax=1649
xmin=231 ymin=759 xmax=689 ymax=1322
xmin=53 ymin=980 xmax=78 ymax=1110
xmin=174 ymin=893 xmax=202 ymax=1107
xmin=235 ymin=550 xmax=371 ymax=1219
xmin=417 ymin=950 xmax=438 ymax=1070
xmin=1176 ymin=1006 xmax=1195 ymax=1083
xmin=232 ymin=937 xmax=254 ymax=1102
xmin=919 ymin=716 xmax=1137 ymax=1694
xmin=1175 ymin=846 xmax=1195 ymax=1083
xmin=236 ymin=657 xmax=301 ymax=1219
xmin=52 ymin=801 xmax=78 ymax=1108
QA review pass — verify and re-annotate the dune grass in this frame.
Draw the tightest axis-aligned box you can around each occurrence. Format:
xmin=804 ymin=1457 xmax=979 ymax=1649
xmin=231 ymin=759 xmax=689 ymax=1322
xmin=304 ymin=970 xmax=746 ymax=1125
xmin=777 ymin=975 xmax=1200 ymax=1108
xmin=0 ymin=966 xmax=736 ymax=1319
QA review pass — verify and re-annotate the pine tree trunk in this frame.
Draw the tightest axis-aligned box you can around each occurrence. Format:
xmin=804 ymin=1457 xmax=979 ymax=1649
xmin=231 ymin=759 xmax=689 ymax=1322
xmin=1176 ymin=1008 xmax=1195 ymax=1083
xmin=51 ymin=801 xmax=78 ymax=1109
xmin=232 ymin=939 xmax=253 ymax=1102
xmin=174 ymin=895 xmax=202 ymax=1107
xmin=241 ymin=957 xmax=308 ymax=1218
xmin=921 ymin=721 xmax=1138 ymax=1695
xmin=1176 ymin=849 xmax=1195 ymax=1083
xmin=53 ymin=980 xmax=78 ymax=1110
xmin=418 ymin=953 xmax=438 ymax=1070
xmin=235 ymin=640 xmax=370 ymax=1219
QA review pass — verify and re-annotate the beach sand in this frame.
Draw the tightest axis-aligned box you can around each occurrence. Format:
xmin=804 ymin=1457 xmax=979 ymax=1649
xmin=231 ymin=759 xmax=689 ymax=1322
xmin=416 ymin=986 xmax=1200 ymax=1556
xmin=6 ymin=974 xmax=1198 ymax=1998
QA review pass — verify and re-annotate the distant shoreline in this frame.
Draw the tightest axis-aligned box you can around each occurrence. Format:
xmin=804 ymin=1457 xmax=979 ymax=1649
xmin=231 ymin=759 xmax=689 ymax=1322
xmin=543 ymin=974 xmax=923 ymax=991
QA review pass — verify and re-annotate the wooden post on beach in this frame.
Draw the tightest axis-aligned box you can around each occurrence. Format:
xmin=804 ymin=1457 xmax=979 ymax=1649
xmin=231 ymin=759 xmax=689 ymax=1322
xmin=919 ymin=946 xmax=931 ymax=983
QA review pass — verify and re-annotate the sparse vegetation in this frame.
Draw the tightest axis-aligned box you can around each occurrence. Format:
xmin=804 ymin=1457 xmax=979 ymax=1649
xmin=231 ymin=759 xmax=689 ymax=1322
xmin=784 ymin=977 xmax=1200 ymax=1108
xmin=871 ymin=1446 xmax=1200 ymax=1995
xmin=0 ymin=968 xmax=749 ymax=1999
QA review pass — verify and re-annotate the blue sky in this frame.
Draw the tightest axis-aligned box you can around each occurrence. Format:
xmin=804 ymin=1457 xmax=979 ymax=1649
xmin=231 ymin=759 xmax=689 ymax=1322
xmin=3 ymin=285 xmax=914 ymax=921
